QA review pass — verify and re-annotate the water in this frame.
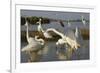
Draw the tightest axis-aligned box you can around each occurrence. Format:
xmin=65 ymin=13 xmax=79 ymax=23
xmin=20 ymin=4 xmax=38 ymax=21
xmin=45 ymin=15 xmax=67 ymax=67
xmin=21 ymin=40 xmax=89 ymax=63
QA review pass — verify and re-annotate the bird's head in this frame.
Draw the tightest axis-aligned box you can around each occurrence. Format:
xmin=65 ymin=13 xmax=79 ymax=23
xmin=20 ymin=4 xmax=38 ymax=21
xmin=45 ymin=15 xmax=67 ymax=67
xmin=39 ymin=18 xmax=42 ymax=22
xmin=24 ymin=17 xmax=28 ymax=26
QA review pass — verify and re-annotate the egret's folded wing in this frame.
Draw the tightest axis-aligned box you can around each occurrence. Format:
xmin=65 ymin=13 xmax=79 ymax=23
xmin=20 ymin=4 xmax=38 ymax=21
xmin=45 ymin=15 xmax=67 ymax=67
xmin=46 ymin=28 xmax=62 ymax=37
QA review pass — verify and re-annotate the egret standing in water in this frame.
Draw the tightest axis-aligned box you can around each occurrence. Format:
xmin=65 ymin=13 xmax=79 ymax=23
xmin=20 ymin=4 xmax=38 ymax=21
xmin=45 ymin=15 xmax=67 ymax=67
xmin=37 ymin=18 xmax=53 ymax=38
xmin=49 ymin=28 xmax=80 ymax=59
xmin=67 ymin=19 xmax=71 ymax=27
xmin=75 ymin=27 xmax=79 ymax=38
xmin=46 ymin=28 xmax=80 ymax=50
xmin=21 ymin=19 xmax=47 ymax=62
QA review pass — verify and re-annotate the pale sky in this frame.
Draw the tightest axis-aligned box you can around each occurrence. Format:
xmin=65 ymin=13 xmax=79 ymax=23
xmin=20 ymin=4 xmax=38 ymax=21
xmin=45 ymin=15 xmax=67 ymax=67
xmin=21 ymin=10 xmax=89 ymax=20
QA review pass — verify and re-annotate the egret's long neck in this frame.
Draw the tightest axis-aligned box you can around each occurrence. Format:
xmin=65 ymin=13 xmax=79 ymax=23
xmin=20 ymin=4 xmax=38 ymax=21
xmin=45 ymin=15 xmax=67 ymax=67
xmin=35 ymin=36 xmax=45 ymax=45
xmin=75 ymin=27 xmax=78 ymax=38
xmin=39 ymin=22 xmax=44 ymax=32
xmin=48 ymin=28 xmax=65 ymax=38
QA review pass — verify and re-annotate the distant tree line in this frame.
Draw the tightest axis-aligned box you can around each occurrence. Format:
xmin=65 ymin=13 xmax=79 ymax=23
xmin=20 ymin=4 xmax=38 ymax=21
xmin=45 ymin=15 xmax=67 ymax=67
xmin=21 ymin=16 xmax=50 ymax=25
xmin=21 ymin=16 xmax=89 ymax=25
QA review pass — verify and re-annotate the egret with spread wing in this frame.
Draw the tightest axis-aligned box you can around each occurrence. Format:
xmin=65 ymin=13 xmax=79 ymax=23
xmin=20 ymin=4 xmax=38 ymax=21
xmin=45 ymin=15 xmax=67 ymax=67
xmin=36 ymin=18 xmax=80 ymax=50
xmin=46 ymin=28 xmax=80 ymax=59
xmin=46 ymin=28 xmax=80 ymax=50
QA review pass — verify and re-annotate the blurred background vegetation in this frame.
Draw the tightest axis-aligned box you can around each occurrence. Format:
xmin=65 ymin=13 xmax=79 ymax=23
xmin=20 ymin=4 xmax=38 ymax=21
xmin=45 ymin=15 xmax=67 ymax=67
xmin=21 ymin=16 xmax=50 ymax=25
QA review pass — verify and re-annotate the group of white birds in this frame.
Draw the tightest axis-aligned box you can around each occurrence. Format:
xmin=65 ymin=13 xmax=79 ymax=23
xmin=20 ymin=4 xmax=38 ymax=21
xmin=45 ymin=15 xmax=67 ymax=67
xmin=21 ymin=15 xmax=86 ymax=61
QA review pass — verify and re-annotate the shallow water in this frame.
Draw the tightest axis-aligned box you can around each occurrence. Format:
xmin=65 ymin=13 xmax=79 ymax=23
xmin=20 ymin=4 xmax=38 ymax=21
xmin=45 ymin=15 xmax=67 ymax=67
xmin=21 ymin=40 xmax=89 ymax=63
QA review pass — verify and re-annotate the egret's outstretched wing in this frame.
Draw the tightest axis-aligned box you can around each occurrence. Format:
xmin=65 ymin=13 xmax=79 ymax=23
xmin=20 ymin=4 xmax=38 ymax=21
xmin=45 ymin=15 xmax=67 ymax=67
xmin=41 ymin=28 xmax=62 ymax=39
xmin=46 ymin=28 xmax=64 ymax=38
xmin=44 ymin=31 xmax=53 ymax=38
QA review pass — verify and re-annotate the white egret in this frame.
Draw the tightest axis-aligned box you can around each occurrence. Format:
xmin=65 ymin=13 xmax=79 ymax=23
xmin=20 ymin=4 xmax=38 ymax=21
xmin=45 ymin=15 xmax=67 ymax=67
xmin=21 ymin=19 xmax=49 ymax=62
xmin=75 ymin=27 xmax=79 ymax=38
xmin=75 ymin=26 xmax=83 ymax=40
xmin=21 ymin=35 xmax=45 ymax=52
xmin=36 ymin=18 xmax=53 ymax=38
xmin=47 ymin=28 xmax=80 ymax=50
xmin=37 ymin=18 xmax=43 ymax=32
xmin=48 ymin=28 xmax=80 ymax=59
xmin=36 ymin=18 xmax=80 ymax=59
xmin=67 ymin=19 xmax=71 ymax=27
xmin=21 ymin=19 xmax=47 ymax=59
